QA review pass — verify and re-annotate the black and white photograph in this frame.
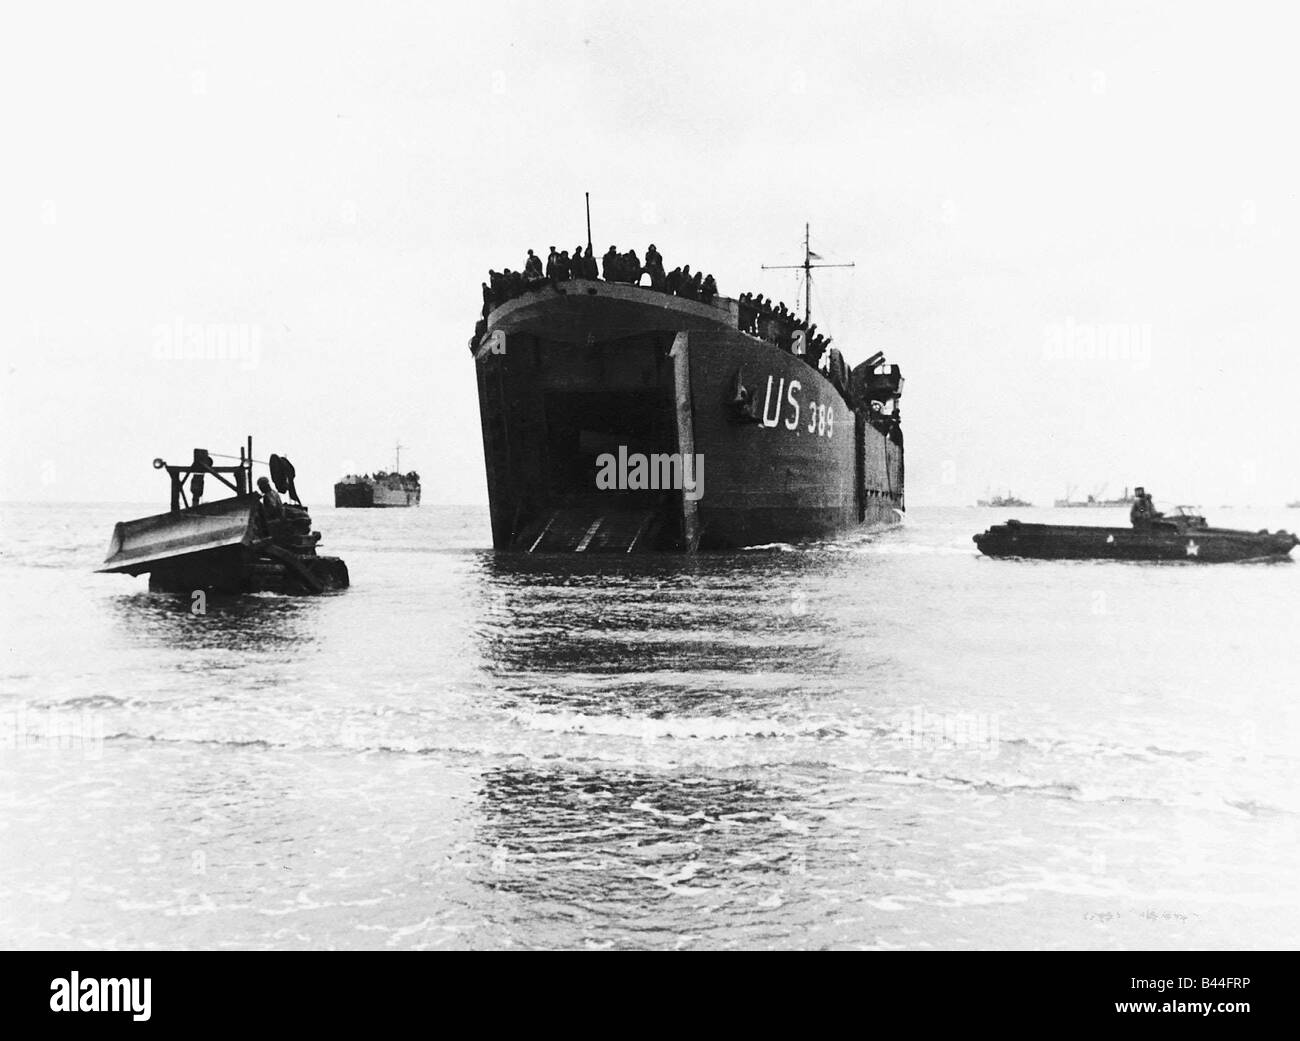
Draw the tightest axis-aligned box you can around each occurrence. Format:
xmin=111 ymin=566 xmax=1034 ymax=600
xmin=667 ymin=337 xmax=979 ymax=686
xmin=1 ymin=0 xmax=1296 ymax=988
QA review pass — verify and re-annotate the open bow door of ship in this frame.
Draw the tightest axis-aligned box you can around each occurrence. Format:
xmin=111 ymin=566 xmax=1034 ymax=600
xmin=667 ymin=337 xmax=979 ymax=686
xmin=499 ymin=328 xmax=696 ymax=553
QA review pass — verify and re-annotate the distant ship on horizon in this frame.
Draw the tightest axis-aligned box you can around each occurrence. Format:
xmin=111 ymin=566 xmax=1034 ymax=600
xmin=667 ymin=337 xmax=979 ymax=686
xmin=976 ymin=490 xmax=1033 ymax=508
xmin=334 ymin=443 xmax=421 ymax=508
xmin=1054 ymin=485 xmax=1137 ymax=508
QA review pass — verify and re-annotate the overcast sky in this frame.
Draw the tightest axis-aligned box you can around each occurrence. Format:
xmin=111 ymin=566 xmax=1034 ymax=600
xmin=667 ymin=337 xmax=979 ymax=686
xmin=4 ymin=0 xmax=1298 ymax=508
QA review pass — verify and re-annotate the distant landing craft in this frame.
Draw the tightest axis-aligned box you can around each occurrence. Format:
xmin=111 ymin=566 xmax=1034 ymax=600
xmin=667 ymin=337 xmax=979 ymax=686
xmin=335 ymin=443 xmax=421 ymax=508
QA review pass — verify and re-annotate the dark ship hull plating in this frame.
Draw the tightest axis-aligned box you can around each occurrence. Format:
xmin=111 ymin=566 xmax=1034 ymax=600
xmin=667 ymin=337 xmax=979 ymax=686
xmin=474 ymin=279 xmax=903 ymax=551
xmin=333 ymin=479 xmax=421 ymax=508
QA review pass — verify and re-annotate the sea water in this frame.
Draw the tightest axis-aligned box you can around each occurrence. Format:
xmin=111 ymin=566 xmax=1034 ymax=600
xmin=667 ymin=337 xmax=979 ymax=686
xmin=1 ymin=503 xmax=1297 ymax=949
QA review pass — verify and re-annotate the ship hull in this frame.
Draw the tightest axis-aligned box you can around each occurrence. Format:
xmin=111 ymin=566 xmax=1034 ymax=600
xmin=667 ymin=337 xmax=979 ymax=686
xmin=685 ymin=334 xmax=901 ymax=548
xmin=370 ymin=485 xmax=421 ymax=507
xmin=474 ymin=279 xmax=903 ymax=552
xmin=334 ymin=482 xmax=421 ymax=508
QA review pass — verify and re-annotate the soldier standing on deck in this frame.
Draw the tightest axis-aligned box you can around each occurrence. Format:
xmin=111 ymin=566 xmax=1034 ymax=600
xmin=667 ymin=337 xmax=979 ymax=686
xmin=807 ymin=331 xmax=828 ymax=369
xmin=523 ymin=249 xmax=543 ymax=284
xmin=189 ymin=449 xmax=212 ymax=507
xmin=1129 ymin=486 xmax=1162 ymax=527
xmin=645 ymin=244 xmax=666 ymax=290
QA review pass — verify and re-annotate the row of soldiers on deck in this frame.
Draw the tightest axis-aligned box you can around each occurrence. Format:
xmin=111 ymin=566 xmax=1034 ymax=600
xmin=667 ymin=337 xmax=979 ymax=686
xmin=480 ymin=245 xmax=719 ymax=317
xmin=738 ymin=292 xmax=797 ymax=331
xmin=739 ymin=291 xmax=834 ymax=368
xmin=474 ymin=245 xmax=838 ymax=386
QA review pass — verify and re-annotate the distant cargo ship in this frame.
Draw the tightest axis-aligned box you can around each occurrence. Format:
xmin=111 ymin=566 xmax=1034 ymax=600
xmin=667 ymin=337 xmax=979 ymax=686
xmin=1054 ymin=485 xmax=1137 ymax=508
xmin=334 ymin=444 xmax=421 ymax=508
xmin=976 ymin=491 xmax=1033 ymax=508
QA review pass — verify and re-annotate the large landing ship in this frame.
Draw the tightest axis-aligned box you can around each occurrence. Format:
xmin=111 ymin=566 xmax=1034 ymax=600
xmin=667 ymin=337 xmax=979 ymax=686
xmin=470 ymin=231 xmax=904 ymax=552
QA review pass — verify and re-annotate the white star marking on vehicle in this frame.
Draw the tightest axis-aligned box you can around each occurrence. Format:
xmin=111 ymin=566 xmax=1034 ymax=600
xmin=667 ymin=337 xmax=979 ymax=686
xmin=1185 ymin=540 xmax=1199 ymax=557
xmin=1106 ymin=534 xmax=1115 ymax=544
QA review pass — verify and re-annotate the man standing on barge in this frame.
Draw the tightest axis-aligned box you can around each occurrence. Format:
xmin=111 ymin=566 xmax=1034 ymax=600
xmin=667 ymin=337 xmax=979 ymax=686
xmin=1130 ymin=487 xmax=1162 ymax=527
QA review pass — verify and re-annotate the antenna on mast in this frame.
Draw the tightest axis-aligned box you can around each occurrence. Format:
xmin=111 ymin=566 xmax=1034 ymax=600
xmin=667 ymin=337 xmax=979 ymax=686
xmin=585 ymin=192 xmax=592 ymax=254
xmin=761 ymin=223 xmax=854 ymax=327
xmin=394 ymin=441 xmax=402 ymax=473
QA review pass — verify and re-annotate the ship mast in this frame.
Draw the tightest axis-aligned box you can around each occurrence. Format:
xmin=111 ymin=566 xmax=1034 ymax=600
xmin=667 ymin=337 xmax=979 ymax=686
xmin=394 ymin=441 xmax=402 ymax=474
xmin=761 ymin=223 xmax=855 ymax=327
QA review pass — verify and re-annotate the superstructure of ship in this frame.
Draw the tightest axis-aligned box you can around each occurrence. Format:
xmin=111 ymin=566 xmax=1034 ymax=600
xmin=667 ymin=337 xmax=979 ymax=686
xmin=334 ymin=444 xmax=421 ymax=508
xmin=469 ymin=222 xmax=904 ymax=552
xmin=1053 ymin=485 xmax=1137 ymax=508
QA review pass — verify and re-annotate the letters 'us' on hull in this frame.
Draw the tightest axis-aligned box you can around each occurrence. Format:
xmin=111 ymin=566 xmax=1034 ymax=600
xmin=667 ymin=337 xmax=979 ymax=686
xmin=472 ymin=277 xmax=904 ymax=552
